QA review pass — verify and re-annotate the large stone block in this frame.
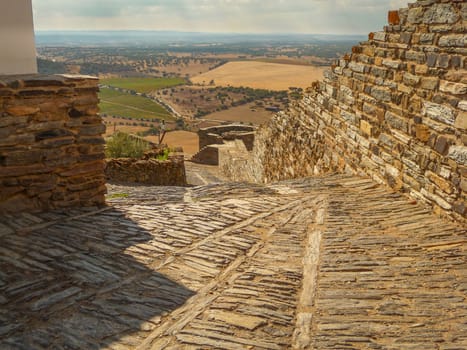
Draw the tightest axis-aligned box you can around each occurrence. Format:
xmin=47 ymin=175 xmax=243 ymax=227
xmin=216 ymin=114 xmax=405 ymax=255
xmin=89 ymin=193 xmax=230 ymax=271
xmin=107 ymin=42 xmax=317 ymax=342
xmin=421 ymin=188 xmax=452 ymax=210
xmin=439 ymin=81 xmax=467 ymax=95
xmin=423 ymin=4 xmax=460 ymax=24
xmin=388 ymin=10 xmax=400 ymax=25
xmin=419 ymin=33 xmax=435 ymax=44
xmin=385 ymin=111 xmax=409 ymax=133
xmin=434 ymin=136 xmax=451 ymax=155
xmin=415 ymin=124 xmax=430 ymax=142
xmin=60 ymin=160 xmax=104 ymax=177
xmin=382 ymin=59 xmax=401 ymax=69
xmin=1 ymin=150 xmax=44 ymax=166
xmin=373 ymin=32 xmax=387 ymax=42
xmin=371 ymin=87 xmax=392 ymax=102
xmin=348 ymin=62 xmax=366 ymax=73
xmin=426 ymin=171 xmax=454 ymax=194
xmin=0 ymin=116 xmax=29 ymax=128
xmin=360 ymin=120 xmax=373 ymax=137
xmin=438 ymin=34 xmax=466 ymax=47
xmin=407 ymin=6 xmax=425 ymax=24
xmin=422 ymin=101 xmax=456 ymax=125
xmin=455 ymin=112 xmax=467 ymax=130
xmin=448 ymin=146 xmax=467 ymax=166
xmin=403 ymin=73 xmax=421 ymax=87
xmin=5 ymin=105 xmax=39 ymax=116
xmin=78 ymin=124 xmax=106 ymax=136
xmin=421 ymin=77 xmax=439 ymax=90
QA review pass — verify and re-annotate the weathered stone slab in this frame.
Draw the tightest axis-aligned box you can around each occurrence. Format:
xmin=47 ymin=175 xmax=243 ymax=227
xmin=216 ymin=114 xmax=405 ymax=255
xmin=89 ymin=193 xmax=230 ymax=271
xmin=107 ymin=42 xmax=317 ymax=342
xmin=208 ymin=310 xmax=267 ymax=331
xmin=422 ymin=102 xmax=456 ymax=125
xmin=423 ymin=3 xmax=460 ymax=24
xmin=448 ymin=146 xmax=467 ymax=166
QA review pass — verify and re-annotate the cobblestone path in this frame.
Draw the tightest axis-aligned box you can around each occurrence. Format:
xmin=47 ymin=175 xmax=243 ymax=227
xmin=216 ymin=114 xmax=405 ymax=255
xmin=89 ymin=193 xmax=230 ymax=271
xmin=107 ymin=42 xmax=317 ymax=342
xmin=1 ymin=174 xmax=465 ymax=349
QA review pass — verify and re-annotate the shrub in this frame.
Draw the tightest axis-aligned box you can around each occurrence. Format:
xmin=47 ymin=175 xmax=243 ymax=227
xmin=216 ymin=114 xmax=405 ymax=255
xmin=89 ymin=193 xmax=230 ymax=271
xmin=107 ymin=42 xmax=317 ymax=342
xmin=156 ymin=148 xmax=170 ymax=161
xmin=105 ymin=132 xmax=151 ymax=158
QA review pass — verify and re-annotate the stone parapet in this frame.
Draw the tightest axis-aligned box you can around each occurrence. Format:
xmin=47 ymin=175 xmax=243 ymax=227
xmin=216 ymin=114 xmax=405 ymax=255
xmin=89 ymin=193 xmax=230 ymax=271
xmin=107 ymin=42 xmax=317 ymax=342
xmin=198 ymin=125 xmax=256 ymax=150
xmin=0 ymin=74 xmax=106 ymax=213
xmin=219 ymin=140 xmax=256 ymax=182
xmin=191 ymin=145 xmax=221 ymax=166
xmin=250 ymin=0 xmax=466 ymax=221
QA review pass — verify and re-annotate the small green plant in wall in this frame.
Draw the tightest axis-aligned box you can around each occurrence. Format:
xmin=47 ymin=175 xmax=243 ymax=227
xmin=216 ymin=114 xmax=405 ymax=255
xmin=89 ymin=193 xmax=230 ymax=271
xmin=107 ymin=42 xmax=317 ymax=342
xmin=156 ymin=148 xmax=170 ymax=161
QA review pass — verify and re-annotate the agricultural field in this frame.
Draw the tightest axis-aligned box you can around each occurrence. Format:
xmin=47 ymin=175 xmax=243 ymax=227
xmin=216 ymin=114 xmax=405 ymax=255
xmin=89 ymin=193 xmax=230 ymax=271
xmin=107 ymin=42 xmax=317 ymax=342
xmin=191 ymin=61 xmax=327 ymax=90
xmin=146 ymin=131 xmax=199 ymax=156
xmin=103 ymin=116 xmax=162 ymax=137
xmin=99 ymin=88 xmax=173 ymax=120
xmin=155 ymin=85 xmax=287 ymax=120
xmin=101 ymin=77 xmax=186 ymax=93
xmin=202 ymin=103 xmax=274 ymax=126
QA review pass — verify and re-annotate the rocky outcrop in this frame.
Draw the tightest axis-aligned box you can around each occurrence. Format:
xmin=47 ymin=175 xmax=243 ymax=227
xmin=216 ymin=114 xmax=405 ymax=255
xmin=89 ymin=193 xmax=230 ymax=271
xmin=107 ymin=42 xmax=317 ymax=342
xmin=251 ymin=0 xmax=466 ymax=220
xmin=0 ymin=74 xmax=106 ymax=213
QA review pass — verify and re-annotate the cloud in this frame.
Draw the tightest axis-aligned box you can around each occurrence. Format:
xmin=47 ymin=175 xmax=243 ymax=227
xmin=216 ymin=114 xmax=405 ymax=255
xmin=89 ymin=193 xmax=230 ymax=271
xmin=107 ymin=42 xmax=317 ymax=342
xmin=32 ymin=0 xmax=410 ymax=34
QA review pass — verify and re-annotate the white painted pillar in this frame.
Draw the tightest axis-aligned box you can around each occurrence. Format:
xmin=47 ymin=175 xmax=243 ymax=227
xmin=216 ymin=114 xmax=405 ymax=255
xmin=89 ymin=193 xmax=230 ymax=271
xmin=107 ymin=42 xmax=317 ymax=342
xmin=0 ymin=0 xmax=37 ymax=75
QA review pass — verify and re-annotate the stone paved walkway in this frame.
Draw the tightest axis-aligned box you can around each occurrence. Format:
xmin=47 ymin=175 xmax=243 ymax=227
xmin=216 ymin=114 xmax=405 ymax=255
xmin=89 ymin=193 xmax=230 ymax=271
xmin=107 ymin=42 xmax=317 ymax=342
xmin=0 ymin=174 xmax=466 ymax=349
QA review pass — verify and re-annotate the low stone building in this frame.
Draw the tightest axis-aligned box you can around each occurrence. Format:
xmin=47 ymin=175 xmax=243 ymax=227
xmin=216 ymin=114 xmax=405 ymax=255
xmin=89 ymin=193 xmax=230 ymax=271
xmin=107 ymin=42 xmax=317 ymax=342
xmin=192 ymin=125 xmax=256 ymax=165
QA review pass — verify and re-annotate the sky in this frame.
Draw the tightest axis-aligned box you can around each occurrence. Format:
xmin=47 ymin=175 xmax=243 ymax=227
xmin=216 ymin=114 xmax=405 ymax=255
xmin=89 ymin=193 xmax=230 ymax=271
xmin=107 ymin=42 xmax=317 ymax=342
xmin=32 ymin=0 xmax=409 ymax=35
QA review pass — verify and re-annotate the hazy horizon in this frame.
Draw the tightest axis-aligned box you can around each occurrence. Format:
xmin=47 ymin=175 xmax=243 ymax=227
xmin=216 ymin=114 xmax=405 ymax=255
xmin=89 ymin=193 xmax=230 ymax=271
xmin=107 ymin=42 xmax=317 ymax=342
xmin=32 ymin=0 xmax=409 ymax=35
xmin=35 ymin=30 xmax=366 ymax=46
xmin=35 ymin=29 xmax=366 ymax=36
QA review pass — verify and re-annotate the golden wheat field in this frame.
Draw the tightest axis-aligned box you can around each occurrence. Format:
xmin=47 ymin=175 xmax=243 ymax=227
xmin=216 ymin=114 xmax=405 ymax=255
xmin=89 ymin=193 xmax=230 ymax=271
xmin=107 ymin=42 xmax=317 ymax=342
xmin=146 ymin=131 xmax=199 ymax=156
xmin=191 ymin=61 xmax=327 ymax=91
xmin=203 ymin=103 xmax=274 ymax=125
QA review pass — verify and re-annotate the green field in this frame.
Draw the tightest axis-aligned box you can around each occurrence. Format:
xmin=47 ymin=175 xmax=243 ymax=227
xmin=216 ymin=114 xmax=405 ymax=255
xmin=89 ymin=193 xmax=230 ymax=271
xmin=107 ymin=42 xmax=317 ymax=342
xmin=101 ymin=77 xmax=186 ymax=93
xmin=99 ymin=88 xmax=173 ymax=120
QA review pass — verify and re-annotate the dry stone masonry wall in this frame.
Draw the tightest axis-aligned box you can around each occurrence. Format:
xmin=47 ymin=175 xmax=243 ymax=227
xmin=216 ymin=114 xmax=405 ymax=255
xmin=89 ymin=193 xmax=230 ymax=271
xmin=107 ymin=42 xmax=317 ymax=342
xmin=252 ymin=0 xmax=466 ymax=220
xmin=0 ymin=74 xmax=106 ymax=213
xmin=105 ymin=155 xmax=187 ymax=186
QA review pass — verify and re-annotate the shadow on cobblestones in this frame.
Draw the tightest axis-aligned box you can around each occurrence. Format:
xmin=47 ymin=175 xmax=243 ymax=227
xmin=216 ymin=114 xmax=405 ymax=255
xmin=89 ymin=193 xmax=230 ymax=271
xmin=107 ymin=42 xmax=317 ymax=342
xmin=0 ymin=208 xmax=195 ymax=349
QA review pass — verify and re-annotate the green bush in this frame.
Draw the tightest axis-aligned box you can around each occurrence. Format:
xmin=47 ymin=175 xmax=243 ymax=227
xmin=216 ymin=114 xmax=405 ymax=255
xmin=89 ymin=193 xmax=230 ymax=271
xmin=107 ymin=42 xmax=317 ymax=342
xmin=156 ymin=148 xmax=170 ymax=161
xmin=105 ymin=132 xmax=151 ymax=158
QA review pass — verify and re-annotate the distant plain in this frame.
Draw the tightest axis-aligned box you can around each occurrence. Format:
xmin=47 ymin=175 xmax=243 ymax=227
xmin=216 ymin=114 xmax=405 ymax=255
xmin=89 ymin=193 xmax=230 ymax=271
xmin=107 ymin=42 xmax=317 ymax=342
xmin=191 ymin=61 xmax=326 ymax=90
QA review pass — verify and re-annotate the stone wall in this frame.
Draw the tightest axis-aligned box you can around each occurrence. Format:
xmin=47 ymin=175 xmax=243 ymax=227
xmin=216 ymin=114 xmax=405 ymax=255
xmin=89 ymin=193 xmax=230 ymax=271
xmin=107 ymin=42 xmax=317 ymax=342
xmin=191 ymin=145 xmax=220 ymax=165
xmin=0 ymin=74 xmax=106 ymax=213
xmin=251 ymin=0 xmax=466 ymax=221
xmin=105 ymin=155 xmax=186 ymax=186
xmin=219 ymin=140 xmax=256 ymax=183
